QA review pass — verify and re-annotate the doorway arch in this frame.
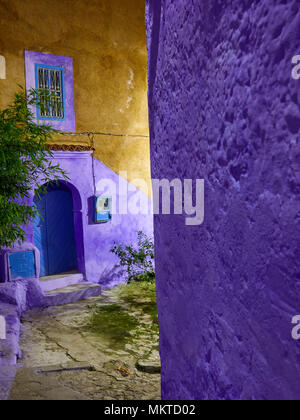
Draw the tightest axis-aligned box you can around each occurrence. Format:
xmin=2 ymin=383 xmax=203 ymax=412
xmin=33 ymin=182 xmax=78 ymax=277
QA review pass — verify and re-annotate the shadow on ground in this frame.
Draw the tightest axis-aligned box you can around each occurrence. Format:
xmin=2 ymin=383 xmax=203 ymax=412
xmin=8 ymin=282 xmax=161 ymax=400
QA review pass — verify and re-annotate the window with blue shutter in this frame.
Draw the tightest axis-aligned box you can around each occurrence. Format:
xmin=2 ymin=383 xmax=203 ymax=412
xmin=35 ymin=64 xmax=65 ymax=121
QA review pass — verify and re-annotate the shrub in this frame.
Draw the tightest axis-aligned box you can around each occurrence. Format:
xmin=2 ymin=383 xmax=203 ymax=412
xmin=0 ymin=87 xmax=68 ymax=248
xmin=110 ymin=231 xmax=155 ymax=283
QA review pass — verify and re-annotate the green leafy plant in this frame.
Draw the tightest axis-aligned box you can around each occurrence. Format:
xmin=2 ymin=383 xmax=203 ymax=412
xmin=0 ymin=87 xmax=68 ymax=248
xmin=110 ymin=231 xmax=155 ymax=283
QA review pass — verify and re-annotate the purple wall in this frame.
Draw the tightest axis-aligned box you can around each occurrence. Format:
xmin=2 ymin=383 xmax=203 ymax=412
xmin=146 ymin=0 xmax=300 ymax=400
xmin=22 ymin=151 xmax=153 ymax=287
xmin=25 ymin=51 xmax=75 ymax=132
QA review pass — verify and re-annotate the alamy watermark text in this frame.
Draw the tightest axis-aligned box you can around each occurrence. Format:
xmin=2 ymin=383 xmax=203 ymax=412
xmin=292 ymin=55 xmax=300 ymax=80
xmin=292 ymin=316 xmax=300 ymax=341
xmin=97 ymin=173 xmax=205 ymax=226
xmin=0 ymin=315 xmax=6 ymax=340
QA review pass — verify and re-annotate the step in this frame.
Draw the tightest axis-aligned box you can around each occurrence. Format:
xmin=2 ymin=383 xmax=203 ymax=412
xmin=0 ymin=365 xmax=17 ymax=400
xmin=0 ymin=303 xmax=21 ymax=368
xmin=44 ymin=283 xmax=102 ymax=307
xmin=39 ymin=271 xmax=84 ymax=293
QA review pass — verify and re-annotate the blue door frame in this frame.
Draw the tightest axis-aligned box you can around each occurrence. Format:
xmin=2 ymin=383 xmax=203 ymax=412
xmin=34 ymin=183 xmax=78 ymax=277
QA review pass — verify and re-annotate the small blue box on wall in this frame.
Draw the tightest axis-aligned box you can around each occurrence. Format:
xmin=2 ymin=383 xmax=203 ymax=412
xmin=94 ymin=196 xmax=112 ymax=224
xmin=8 ymin=251 xmax=36 ymax=281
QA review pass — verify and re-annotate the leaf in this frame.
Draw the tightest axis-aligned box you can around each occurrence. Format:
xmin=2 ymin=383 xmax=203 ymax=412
xmin=0 ymin=87 xmax=68 ymax=248
xmin=110 ymin=231 xmax=155 ymax=281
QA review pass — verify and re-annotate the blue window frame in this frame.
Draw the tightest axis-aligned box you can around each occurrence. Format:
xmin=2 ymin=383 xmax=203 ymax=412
xmin=34 ymin=63 xmax=66 ymax=121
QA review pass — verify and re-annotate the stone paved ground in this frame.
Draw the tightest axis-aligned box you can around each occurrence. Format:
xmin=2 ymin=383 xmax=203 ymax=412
xmin=9 ymin=284 xmax=161 ymax=400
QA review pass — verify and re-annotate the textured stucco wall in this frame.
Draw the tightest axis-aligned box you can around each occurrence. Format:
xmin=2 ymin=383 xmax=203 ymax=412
xmin=0 ymin=0 xmax=151 ymax=194
xmin=146 ymin=0 xmax=300 ymax=400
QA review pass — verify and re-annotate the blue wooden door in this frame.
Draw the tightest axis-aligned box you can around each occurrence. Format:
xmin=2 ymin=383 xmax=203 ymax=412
xmin=34 ymin=184 xmax=77 ymax=277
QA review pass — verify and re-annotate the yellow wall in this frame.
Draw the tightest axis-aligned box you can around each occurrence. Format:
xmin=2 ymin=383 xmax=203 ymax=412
xmin=0 ymin=0 xmax=151 ymax=195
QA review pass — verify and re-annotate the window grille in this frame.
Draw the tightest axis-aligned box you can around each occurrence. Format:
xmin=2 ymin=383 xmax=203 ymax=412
xmin=36 ymin=65 xmax=64 ymax=120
